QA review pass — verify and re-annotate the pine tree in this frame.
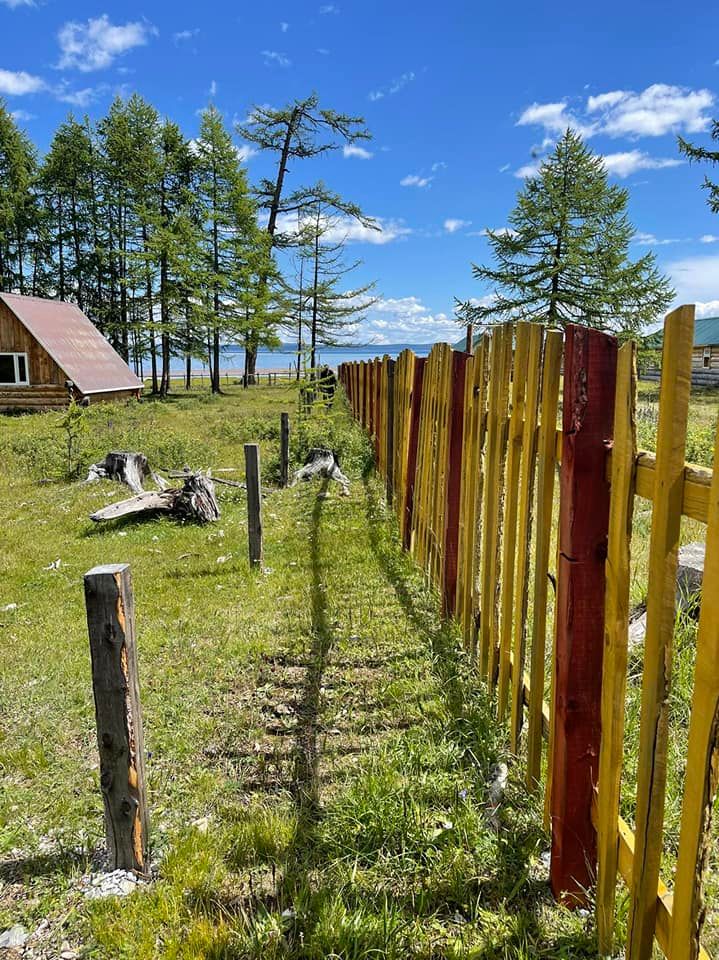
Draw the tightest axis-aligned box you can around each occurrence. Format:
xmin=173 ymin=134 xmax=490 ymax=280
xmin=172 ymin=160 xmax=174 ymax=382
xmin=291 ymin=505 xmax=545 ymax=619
xmin=679 ymin=121 xmax=719 ymax=213
xmin=469 ymin=129 xmax=673 ymax=333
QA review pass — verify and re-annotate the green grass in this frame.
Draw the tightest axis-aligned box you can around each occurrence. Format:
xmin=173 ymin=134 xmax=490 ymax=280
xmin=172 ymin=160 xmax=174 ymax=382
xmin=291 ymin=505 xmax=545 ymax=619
xmin=1 ymin=385 xmax=600 ymax=959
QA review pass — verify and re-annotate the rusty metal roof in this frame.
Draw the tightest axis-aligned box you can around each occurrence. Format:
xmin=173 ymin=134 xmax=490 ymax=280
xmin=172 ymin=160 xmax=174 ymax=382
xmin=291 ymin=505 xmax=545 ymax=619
xmin=0 ymin=293 xmax=143 ymax=395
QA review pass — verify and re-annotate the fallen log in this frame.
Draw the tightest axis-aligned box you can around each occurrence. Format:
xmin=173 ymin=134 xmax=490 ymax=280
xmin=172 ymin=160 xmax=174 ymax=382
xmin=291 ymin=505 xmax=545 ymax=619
xmin=90 ymin=472 xmax=220 ymax=524
xmin=292 ymin=447 xmax=350 ymax=495
xmin=85 ymin=451 xmax=167 ymax=495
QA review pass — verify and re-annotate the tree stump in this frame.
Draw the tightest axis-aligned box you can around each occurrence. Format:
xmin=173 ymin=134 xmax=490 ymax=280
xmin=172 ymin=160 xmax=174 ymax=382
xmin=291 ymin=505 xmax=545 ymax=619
xmin=90 ymin=472 xmax=220 ymax=524
xmin=85 ymin=452 xmax=167 ymax=495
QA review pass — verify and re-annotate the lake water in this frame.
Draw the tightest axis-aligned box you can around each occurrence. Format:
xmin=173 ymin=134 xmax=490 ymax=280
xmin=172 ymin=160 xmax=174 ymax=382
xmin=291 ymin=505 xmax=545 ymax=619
xmin=169 ymin=343 xmax=435 ymax=375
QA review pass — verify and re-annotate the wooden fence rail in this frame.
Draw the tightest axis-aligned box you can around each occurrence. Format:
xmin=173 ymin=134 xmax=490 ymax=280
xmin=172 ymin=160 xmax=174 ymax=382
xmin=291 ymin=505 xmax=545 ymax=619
xmin=338 ymin=304 xmax=716 ymax=960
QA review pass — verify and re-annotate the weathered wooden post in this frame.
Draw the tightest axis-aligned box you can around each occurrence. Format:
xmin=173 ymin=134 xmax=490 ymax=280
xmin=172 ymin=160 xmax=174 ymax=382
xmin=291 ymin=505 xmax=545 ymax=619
xmin=244 ymin=443 xmax=263 ymax=566
xmin=280 ymin=412 xmax=290 ymax=488
xmin=549 ymin=324 xmax=617 ymax=905
xmin=84 ymin=564 xmax=149 ymax=875
xmin=465 ymin=323 xmax=474 ymax=354
xmin=385 ymin=359 xmax=396 ymax=505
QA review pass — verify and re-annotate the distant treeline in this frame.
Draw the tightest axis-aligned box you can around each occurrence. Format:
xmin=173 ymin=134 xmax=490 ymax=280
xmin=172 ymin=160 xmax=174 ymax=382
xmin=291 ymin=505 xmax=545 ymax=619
xmin=0 ymin=93 xmax=375 ymax=393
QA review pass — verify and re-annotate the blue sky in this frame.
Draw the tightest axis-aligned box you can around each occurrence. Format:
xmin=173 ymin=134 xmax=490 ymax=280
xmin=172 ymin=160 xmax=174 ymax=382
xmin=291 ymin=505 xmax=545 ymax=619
xmin=2 ymin=0 xmax=719 ymax=343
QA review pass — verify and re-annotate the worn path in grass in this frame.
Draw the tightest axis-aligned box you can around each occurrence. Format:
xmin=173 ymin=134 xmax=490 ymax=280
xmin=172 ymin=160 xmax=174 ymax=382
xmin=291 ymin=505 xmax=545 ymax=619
xmin=1 ymin=390 xmax=598 ymax=959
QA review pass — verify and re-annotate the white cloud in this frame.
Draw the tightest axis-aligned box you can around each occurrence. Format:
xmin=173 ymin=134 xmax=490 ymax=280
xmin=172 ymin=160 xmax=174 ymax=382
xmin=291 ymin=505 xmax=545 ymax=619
xmin=517 ymin=100 xmax=596 ymax=139
xmin=369 ymin=71 xmax=415 ymax=102
xmin=10 ymin=109 xmax=35 ymax=122
xmin=431 ymin=160 xmax=447 ymax=172
xmin=633 ymin=231 xmax=681 ymax=247
xmin=518 ymin=84 xmax=714 ymax=143
xmin=272 ymin=211 xmax=411 ymax=246
xmin=514 ymin=160 xmax=540 ymax=179
xmin=667 ymin=254 xmax=719 ymax=304
xmin=400 ymin=173 xmax=432 ymax=188
xmin=209 ymin=79 xmax=217 ymax=97
xmin=57 ymin=15 xmax=156 ymax=72
xmin=361 ymin=296 xmax=458 ymax=343
xmin=601 ymin=150 xmax=683 ymax=178
xmin=280 ymin=21 xmax=289 ymax=32
xmin=173 ymin=28 xmax=199 ymax=44
xmin=54 ymin=84 xmax=100 ymax=107
xmin=499 ymin=163 xmax=510 ymax=173
xmin=700 ymin=234 xmax=718 ymax=243
xmin=236 ymin=144 xmax=257 ymax=162
xmin=695 ymin=300 xmax=719 ymax=318
xmin=343 ymin=144 xmax=373 ymax=159
xmin=0 ymin=0 xmax=34 ymax=7
xmin=444 ymin=218 xmax=471 ymax=234
xmin=317 ymin=47 xmax=330 ymax=55
xmin=472 ymin=226 xmax=517 ymax=238
xmin=261 ymin=50 xmax=291 ymax=67
xmin=597 ymin=84 xmax=714 ymax=138
xmin=319 ymin=4 xmax=339 ymax=12
xmin=0 ymin=68 xmax=44 ymax=95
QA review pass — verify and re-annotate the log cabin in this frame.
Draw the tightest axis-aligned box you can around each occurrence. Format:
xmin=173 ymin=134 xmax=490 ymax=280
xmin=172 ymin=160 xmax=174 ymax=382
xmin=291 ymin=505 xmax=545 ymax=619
xmin=0 ymin=292 xmax=143 ymax=412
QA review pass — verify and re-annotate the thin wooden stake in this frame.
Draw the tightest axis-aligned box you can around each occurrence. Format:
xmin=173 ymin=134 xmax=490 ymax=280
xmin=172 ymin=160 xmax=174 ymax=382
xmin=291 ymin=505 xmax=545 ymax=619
xmin=244 ymin=443 xmax=263 ymax=566
xmin=84 ymin=564 xmax=149 ymax=875
xmin=280 ymin=412 xmax=290 ymax=488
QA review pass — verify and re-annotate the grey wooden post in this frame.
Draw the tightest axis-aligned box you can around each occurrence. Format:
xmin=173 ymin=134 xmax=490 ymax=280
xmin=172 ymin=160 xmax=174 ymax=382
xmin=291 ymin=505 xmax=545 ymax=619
xmin=244 ymin=443 xmax=263 ymax=565
xmin=84 ymin=564 xmax=149 ymax=875
xmin=280 ymin=412 xmax=290 ymax=488
xmin=385 ymin=360 xmax=396 ymax=506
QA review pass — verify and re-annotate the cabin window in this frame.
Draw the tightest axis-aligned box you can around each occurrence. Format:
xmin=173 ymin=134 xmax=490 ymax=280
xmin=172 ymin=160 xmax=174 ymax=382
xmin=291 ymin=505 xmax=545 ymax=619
xmin=704 ymin=347 xmax=712 ymax=369
xmin=0 ymin=352 xmax=30 ymax=386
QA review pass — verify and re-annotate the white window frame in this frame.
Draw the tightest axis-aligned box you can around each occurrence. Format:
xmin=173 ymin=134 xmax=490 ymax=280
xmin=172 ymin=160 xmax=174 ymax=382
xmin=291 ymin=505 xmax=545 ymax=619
xmin=704 ymin=346 xmax=712 ymax=369
xmin=0 ymin=352 xmax=30 ymax=386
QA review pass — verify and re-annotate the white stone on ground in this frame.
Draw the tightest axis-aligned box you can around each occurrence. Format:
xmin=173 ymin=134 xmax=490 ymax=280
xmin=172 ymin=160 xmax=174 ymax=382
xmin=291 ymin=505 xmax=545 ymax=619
xmin=80 ymin=869 xmax=143 ymax=900
xmin=0 ymin=925 xmax=28 ymax=948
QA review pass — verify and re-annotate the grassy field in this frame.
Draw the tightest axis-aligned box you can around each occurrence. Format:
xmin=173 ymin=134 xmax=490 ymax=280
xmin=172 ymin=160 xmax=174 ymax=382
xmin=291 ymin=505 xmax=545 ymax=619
xmin=0 ymin=379 xmax=716 ymax=958
xmin=1 ymin=384 xmax=597 ymax=960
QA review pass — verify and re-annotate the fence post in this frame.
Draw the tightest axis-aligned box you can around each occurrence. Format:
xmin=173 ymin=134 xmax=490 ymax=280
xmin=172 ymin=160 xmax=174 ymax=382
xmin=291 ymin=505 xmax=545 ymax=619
xmin=244 ymin=443 xmax=263 ymax=566
xmin=403 ymin=356 xmax=426 ymax=550
xmin=385 ymin=359 xmax=395 ymax=505
xmin=465 ymin=323 xmax=474 ymax=354
xmin=280 ymin=412 xmax=290 ymax=488
xmin=549 ymin=324 xmax=617 ymax=905
xmin=442 ymin=350 xmax=467 ymax=618
xmin=84 ymin=563 xmax=149 ymax=875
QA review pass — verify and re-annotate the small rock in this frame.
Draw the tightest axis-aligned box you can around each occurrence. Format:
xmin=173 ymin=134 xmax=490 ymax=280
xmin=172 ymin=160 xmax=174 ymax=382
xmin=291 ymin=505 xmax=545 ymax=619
xmin=628 ymin=609 xmax=647 ymax=648
xmin=1 ymin=603 xmax=17 ymax=612
xmin=192 ymin=816 xmax=210 ymax=834
xmin=81 ymin=869 xmax=142 ymax=900
xmin=677 ymin=541 xmax=705 ymax=612
xmin=0 ymin=925 xmax=28 ymax=948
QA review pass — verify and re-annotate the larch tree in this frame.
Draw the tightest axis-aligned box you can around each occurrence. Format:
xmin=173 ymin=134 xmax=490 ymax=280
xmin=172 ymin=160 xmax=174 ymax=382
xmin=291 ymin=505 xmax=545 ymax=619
xmin=40 ymin=115 xmax=95 ymax=311
xmin=288 ymin=201 xmax=377 ymax=372
xmin=679 ymin=120 xmax=719 ymax=212
xmin=236 ymin=94 xmax=376 ymax=377
xmin=0 ymin=102 xmax=39 ymax=295
xmin=195 ymin=105 xmax=270 ymax=393
xmin=468 ymin=129 xmax=673 ymax=334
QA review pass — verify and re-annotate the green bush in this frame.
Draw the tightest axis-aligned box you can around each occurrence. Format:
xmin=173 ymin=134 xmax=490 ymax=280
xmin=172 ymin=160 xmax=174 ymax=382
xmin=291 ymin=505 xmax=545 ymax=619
xmin=293 ymin=407 xmax=374 ymax=477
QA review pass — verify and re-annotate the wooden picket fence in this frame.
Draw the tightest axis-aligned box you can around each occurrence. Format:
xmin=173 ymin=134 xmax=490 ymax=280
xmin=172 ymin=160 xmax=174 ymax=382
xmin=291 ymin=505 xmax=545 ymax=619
xmin=339 ymin=305 xmax=717 ymax=960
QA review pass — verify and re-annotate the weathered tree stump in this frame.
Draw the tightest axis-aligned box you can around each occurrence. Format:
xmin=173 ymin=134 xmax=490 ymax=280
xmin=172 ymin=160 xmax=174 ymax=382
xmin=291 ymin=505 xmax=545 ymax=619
xmin=292 ymin=447 xmax=350 ymax=495
xmin=90 ymin=471 xmax=220 ymax=524
xmin=85 ymin=452 xmax=167 ymax=495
